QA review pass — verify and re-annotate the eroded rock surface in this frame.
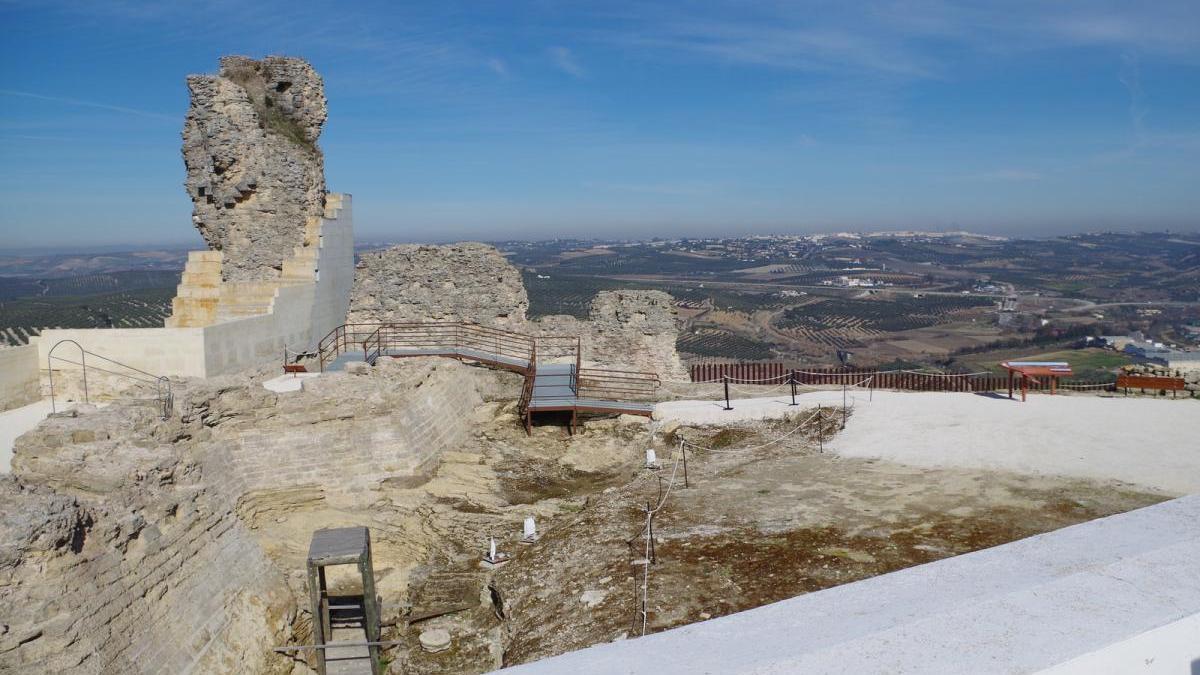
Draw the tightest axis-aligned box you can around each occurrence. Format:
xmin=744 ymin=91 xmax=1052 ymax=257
xmin=348 ymin=243 xmax=687 ymax=379
xmin=182 ymin=55 xmax=327 ymax=281
xmin=349 ymin=243 xmax=530 ymax=328
xmin=0 ymin=403 xmax=295 ymax=674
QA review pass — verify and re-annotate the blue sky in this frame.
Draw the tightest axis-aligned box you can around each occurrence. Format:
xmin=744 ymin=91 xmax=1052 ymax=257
xmin=1 ymin=1 xmax=1199 ymax=248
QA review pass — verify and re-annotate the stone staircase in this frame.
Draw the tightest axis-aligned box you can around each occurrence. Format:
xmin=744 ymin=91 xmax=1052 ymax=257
xmin=166 ymin=193 xmax=346 ymax=328
xmin=166 ymin=250 xmax=222 ymax=327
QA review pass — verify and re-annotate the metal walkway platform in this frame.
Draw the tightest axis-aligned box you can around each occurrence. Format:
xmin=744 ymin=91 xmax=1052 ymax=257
xmin=311 ymin=321 xmax=659 ymax=433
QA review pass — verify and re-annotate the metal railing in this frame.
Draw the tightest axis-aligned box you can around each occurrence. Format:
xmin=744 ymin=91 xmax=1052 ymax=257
xmin=360 ymin=322 xmax=540 ymax=370
xmin=316 ymin=323 xmax=385 ymax=371
xmin=46 ymin=339 xmax=174 ymax=420
xmin=577 ymin=367 xmax=660 ymax=401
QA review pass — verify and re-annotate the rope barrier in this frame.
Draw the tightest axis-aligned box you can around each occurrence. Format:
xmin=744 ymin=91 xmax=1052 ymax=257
xmin=678 ymin=408 xmax=825 ymax=453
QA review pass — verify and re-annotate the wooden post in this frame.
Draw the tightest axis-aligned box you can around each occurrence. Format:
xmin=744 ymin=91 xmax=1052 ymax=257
xmin=723 ymin=375 xmax=733 ymax=411
xmin=789 ymin=372 xmax=798 ymax=406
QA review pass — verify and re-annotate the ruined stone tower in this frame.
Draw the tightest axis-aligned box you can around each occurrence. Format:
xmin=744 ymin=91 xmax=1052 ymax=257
xmin=182 ymin=55 xmax=327 ymax=282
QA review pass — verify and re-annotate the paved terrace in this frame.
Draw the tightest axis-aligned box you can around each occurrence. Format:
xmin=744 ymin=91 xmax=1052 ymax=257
xmin=654 ymin=389 xmax=1200 ymax=494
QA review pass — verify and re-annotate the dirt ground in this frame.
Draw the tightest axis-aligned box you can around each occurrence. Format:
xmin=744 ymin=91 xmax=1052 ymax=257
xmin=243 ymin=399 xmax=1166 ymax=673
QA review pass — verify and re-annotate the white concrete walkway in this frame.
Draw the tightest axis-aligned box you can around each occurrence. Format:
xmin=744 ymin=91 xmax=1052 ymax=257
xmin=0 ymin=399 xmax=56 ymax=473
xmin=262 ymin=372 xmax=322 ymax=393
xmin=655 ymin=390 xmax=1200 ymax=494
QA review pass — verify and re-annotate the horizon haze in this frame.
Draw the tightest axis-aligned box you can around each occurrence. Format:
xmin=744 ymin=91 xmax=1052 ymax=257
xmin=2 ymin=1 xmax=1199 ymax=247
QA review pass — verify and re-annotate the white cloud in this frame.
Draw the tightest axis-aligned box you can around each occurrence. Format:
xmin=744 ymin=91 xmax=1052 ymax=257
xmin=487 ymin=57 xmax=510 ymax=77
xmin=0 ymin=88 xmax=176 ymax=121
xmin=548 ymin=46 xmax=585 ymax=78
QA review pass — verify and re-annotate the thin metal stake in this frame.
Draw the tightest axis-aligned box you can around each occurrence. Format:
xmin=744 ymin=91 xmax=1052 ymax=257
xmin=723 ymin=375 xmax=733 ymax=410
xmin=647 ymin=502 xmax=656 ymax=564
xmin=818 ymin=405 xmax=823 ymax=453
xmin=789 ymin=372 xmax=798 ymax=406
xmin=681 ymin=441 xmax=689 ymax=488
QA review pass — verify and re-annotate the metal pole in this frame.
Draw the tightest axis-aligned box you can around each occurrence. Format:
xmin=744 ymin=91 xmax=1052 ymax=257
xmin=842 ymin=382 xmax=847 ymax=429
xmin=723 ymin=375 xmax=732 ymax=410
xmin=681 ymin=440 xmax=689 ymax=488
xmin=818 ymin=405 xmax=823 ymax=453
xmin=789 ymin=372 xmax=798 ymax=406
xmin=647 ymin=502 xmax=656 ymax=564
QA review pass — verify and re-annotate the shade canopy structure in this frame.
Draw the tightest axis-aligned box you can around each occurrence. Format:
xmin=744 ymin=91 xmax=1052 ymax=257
xmin=1001 ymin=361 xmax=1074 ymax=401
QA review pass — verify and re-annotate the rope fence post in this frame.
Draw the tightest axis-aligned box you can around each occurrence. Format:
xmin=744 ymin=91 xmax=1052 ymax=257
xmin=840 ymin=381 xmax=849 ymax=427
xmin=647 ymin=501 xmax=656 ymax=564
xmin=789 ymin=371 xmax=798 ymax=406
xmin=680 ymin=439 xmax=689 ymax=488
xmin=723 ymin=375 xmax=733 ymax=411
xmin=818 ymin=405 xmax=823 ymax=453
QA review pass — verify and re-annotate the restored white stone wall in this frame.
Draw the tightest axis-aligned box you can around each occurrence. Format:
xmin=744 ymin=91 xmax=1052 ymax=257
xmin=201 ymin=283 xmax=316 ymax=376
xmin=0 ymin=342 xmax=40 ymax=411
xmin=31 ymin=194 xmax=354 ymax=389
xmin=35 ymin=327 xmax=206 ymax=402
xmin=307 ymin=194 xmax=355 ymax=349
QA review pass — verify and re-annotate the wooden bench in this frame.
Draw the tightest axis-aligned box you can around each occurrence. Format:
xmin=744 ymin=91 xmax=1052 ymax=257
xmin=1116 ymin=374 xmax=1186 ymax=397
xmin=283 ymin=363 xmax=308 ymax=375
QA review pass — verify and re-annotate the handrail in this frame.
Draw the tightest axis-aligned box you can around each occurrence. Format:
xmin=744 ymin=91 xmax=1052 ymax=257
xmin=47 ymin=339 xmax=174 ymax=420
xmin=576 ymin=366 xmax=659 ymax=401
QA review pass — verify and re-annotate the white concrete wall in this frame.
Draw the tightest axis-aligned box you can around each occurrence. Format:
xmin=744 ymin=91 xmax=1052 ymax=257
xmin=30 ymin=193 xmax=354 ymax=387
xmin=201 ymin=282 xmax=315 ymax=376
xmin=0 ymin=343 xmax=40 ymax=411
xmin=307 ymin=194 xmax=354 ymax=350
xmin=36 ymin=327 xmax=207 ymax=402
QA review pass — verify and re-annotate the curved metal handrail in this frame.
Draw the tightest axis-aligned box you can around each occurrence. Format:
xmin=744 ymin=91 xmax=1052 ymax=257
xmin=47 ymin=339 xmax=87 ymax=414
xmin=47 ymin=339 xmax=174 ymax=420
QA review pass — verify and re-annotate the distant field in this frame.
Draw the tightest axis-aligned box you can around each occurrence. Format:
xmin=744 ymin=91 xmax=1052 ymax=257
xmin=966 ymin=348 xmax=1131 ymax=375
xmin=0 ymin=270 xmax=179 ymax=345
xmin=677 ymin=328 xmax=777 ymax=361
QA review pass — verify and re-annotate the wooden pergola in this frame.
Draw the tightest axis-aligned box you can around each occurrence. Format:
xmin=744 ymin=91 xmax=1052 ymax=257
xmin=1001 ymin=361 xmax=1073 ymax=402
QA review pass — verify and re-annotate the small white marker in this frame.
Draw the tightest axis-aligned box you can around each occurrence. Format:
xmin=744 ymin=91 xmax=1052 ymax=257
xmin=483 ymin=537 xmax=511 ymax=567
xmin=521 ymin=517 xmax=540 ymax=544
xmin=645 ymin=448 xmax=661 ymax=470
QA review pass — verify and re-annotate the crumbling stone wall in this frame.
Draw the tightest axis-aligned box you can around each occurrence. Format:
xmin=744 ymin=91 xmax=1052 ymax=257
xmin=584 ymin=290 xmax=687 ymax=380
xmin=0 ymin=403 xmax=294 ymax=674
xmin=347 ymin=243 xmax=686 ymax=379
xmin=183 ymin=55 xmax=327 ymax=282
xmin=348 ymin=243 xmax=529 ymax=328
